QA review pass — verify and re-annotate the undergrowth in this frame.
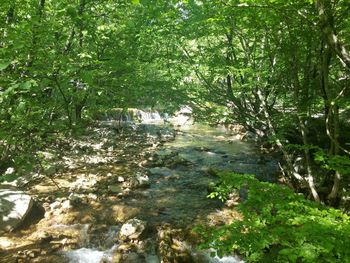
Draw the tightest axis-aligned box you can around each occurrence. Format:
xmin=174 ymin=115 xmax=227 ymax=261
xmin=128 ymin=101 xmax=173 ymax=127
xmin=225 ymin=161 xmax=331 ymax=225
xmin=195 ymin=172 xmax=350 ymax=262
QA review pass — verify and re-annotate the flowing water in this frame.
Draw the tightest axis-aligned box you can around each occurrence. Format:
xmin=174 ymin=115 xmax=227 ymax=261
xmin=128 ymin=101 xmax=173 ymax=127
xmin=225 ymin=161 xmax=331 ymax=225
xmin=60 ymin=119 xmax=276 ymax=262
xmin=0 ymin=114 xmax=278 ymax=263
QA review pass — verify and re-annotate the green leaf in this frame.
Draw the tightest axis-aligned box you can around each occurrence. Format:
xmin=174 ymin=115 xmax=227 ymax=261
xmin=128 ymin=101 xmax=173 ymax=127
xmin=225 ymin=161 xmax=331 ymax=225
xmin=20 ymin=81 xmax=33 ymax=90
xmin=0 ymin=60 xmax=11 ymax=71
xmin=131 ymin=0 xmax=140 ymax=4
xmin=0 ymin=173 xmax=19 ymax=182
xmin=66 ymin=6 xmax=77 ymax=18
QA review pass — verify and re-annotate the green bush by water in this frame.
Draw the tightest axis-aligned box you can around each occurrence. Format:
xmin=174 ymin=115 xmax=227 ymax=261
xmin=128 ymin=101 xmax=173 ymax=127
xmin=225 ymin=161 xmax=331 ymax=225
xmin=196 ymin=172 xmax=350 ymax=262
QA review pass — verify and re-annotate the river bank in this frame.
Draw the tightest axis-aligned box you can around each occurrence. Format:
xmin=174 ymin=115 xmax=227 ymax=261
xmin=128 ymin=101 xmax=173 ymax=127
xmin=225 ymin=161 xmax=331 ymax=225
xmin=0 ymin=118 xmax=278 ymax=263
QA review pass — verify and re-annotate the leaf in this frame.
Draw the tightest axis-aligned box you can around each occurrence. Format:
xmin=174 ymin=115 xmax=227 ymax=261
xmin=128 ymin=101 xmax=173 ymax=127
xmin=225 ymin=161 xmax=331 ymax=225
xmin=278 ymin=248 xmax=296 ymax=259
xmin=131 ymin=0 xmax=140 ymax=4
xmin=0 ymin=173 xmax=19 ymax=182
xmin=0 ymin=60 xmax=11 ymax=71
xmin=20 ymin=81 xmax=33 ymax=90
xmin=19 ymin=80 xmax=37 ymax=91
xmin=66 ymin=6 xmax=77 ymax=18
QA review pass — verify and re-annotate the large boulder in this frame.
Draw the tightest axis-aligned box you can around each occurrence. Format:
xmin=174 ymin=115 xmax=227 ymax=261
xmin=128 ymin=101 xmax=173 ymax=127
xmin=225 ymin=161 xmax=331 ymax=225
xmin=0 ymin=185 xmax=33 ymax=233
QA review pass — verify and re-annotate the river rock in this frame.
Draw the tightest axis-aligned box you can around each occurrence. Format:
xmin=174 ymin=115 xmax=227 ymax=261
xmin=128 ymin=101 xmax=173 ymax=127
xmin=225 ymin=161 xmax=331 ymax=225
xmin=111 ymin=204 xmax=140 ymax=222
xmin=0 ymin=185 xmax=33 ymax=233
xmin=135 ymin=173 xmax=150 ymax=188
xmin=117 ymin=242 xmax=138 ymax=252
xmin=49 ymin=201 xmax=61 ymax=210
xmin=119 ymin=218 xmax=146 ymax=240
xmin=61 ymin=200 xmax=72 ymax=210
xmin=68 ymin=193 xmax=81 ymax=204
xmin=117 ymin=176 xmax=125 ymax=182
xmin=108 ymin=185 xmax=122 ymax=193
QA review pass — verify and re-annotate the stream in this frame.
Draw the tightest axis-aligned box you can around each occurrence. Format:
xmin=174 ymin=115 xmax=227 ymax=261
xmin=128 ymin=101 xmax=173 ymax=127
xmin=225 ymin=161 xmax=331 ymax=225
xmin=0 ymin=114 xmax=278 ymax=263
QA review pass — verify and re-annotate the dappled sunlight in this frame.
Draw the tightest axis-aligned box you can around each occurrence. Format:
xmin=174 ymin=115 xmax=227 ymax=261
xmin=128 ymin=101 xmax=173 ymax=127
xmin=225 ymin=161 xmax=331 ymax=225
xmin=0 ymin=116 xmax=284 ymax=262
xmin=1 ymin=0 xmax=350 ymax=262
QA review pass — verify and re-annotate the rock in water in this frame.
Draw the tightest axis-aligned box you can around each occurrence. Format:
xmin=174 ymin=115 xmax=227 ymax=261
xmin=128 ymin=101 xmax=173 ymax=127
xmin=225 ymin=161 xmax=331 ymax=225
xmin=0 ymin=185 xmax=33 ymax=233
xmin=136 ymin=173 xmax=150 ymax=188
xmin=119 ymin=218 xmax=146 ymax=240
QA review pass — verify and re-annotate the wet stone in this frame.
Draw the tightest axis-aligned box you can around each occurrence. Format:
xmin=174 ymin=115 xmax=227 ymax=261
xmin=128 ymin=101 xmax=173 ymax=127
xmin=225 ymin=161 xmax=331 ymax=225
xmin=119 ymin=218 xmax=146 ymax=240
xmin=117 ymin=176 xmax=125 ymax=182
xmin=0 ymin=185 xmax=34 ymax=233
xmin=135 ymin=173 xmax=150 ymax=188
xmin=117 ymin=242 xmax=137 ymax=252
xmin=1 ymin=120 xmax=279 ymax=263
xmin=108 ymin=185 xmax=122 ymax=193
xmin=112 ymin=205 xmax=140 ymax=222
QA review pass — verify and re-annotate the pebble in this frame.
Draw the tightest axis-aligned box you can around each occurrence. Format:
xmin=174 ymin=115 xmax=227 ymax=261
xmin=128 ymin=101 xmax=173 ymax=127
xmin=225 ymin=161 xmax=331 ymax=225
xmin=61 ymin=200 xmax=71 ymax=210
xmin=118 ymin=176 xmax=125 ymax=182
xmin=50 ymin=201 xmax=61 ymax=210
xmin=88 ymin=193 xmax=98 ymax=200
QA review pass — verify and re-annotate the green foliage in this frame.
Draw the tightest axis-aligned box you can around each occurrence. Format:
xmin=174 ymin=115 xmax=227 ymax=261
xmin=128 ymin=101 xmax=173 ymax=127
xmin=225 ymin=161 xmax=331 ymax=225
xmin=0 ymin=173 xmax=18 ymax=183
xmin=0 ymin=60 xmax=11 ymax=70
xmin=315 ymin=150 xmax=350 ymax=176
xmin=200 ymin=172 xmax=350 ymax=262
xmin=1 ymin=0 xmax=349 ymax=213
xmin=0 ymin=0 xmax=187 ymax=174
xmin=286 ymin=143 xmax=350 ymax=176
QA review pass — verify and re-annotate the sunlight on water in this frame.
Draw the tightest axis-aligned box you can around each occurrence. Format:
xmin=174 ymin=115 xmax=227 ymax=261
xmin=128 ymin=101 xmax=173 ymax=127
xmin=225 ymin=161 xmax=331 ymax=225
xmin=62 ymin=245 xmax=118 ymax=263
xmin=200 ymin=250 xmax=245 ymax=263
xmin=63 ymin=248 xmax=106 ymax=263
xmin=165 ymin=122 xmax=255 ymax=156
xmin=214 ymin=256 xmax=245 ymax=263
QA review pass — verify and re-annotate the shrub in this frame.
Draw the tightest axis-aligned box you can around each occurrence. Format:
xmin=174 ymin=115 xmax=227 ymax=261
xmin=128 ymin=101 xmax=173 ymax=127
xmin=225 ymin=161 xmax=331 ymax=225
xmin=196 ymin=172 xmax=350 ymax=262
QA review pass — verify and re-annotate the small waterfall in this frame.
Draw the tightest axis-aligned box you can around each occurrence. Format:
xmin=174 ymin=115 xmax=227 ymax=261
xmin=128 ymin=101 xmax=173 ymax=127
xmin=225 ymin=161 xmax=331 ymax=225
xmin=138 ymin=110 xmax=164 ymax=122
xmin=61 ymin=225 xmax=119 ymax=263
xmin=63 ymin=248 xmax=105 ymax=263
xmin=100 ymin=108 xmax=169 ymax=124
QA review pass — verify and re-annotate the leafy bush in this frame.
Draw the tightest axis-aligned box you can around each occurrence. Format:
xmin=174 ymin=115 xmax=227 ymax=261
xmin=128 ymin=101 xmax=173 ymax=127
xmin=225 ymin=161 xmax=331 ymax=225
xmin=197 ymin=172 xmax=350 ymax=262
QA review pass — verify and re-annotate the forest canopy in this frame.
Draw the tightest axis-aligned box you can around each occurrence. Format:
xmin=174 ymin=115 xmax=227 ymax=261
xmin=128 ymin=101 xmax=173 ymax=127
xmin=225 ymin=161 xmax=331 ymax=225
xmin=1 ymin=0 xmax=350 ymax=262
xmin=1 ymin=0 xmax=349 ymax=204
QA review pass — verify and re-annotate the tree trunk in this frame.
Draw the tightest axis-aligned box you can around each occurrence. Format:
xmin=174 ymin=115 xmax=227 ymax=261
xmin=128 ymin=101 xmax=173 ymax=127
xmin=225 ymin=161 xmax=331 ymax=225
xmin=316 ymin=0 xmax=350 ymax=69
xmin=299 ymin=117 xmax=320 ymax=202
xmin=75 ymin=92 xmax=89 ymax=123
xmin=327 ymin=105 xmax=341 ymax=202
xmin=256 ymin=88 xmax=305 ymax=183
xmin=54 ymin=79 xmax=72 ymax=128
xmin=319 ymin=27 xmax=342 ymax=203
xmin=78 ymin=0 xmax=86 ymax=48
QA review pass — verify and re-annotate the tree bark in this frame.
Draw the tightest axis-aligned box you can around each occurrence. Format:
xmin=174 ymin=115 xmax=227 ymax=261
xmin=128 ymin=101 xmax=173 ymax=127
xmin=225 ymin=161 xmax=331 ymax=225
xmin=316 ymin=0 xmax=350 ymax=69
xmin=318 ymin=16 xmax=343 ymax=202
